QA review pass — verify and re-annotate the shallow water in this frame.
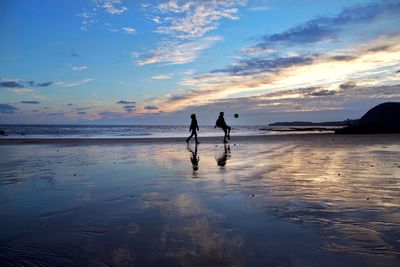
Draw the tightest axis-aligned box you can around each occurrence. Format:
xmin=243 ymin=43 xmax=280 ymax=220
xmin=0 ymin=135 xmax=400 ymax=266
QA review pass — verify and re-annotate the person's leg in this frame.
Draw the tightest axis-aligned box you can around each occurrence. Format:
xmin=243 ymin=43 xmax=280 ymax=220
xmin=194 ymin=131 xmax=199 ymax=143
xmin=186 ymin=132 xmax=193 ymax=143
xmin=223 ymin=128 xmax=228 ymax=143
xmin=227 ymin=126 xmax=231 ymax=139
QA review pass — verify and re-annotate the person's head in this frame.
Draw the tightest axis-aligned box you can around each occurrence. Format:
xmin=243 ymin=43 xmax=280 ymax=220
xmin=219 ymin=112 xmax=224 ymax=117
xmin=191 ymin=114 xmax=196 ymax=119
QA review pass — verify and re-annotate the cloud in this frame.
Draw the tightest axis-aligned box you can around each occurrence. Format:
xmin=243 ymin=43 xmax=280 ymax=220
xmin=122 ymin=27 xmax=136 ymax=34
xmin=123 ymin=105 xmax=136 ymax=109
xmin=330 ymin=55 xmax=357 ymax=61
xmin=79 ymin=0 xmax=127 ymax=31
xmin=48 ymin=112 xmax=65 ymax=116
xmin=72 ymin=65 xmax=88 ymax=72
xmin=137 ymin=36 xmax=222 ymax=65
xmin=339 ymin=81 xmax=356 ymax=90
xmin=1 ymin=79 xmax=53 ymax=89
xmin=147 ymin=35 xmax=400 ymax=112
xmin=98 ymin=111 xmax=124 ymax=118
xmin=102 ymin=0 xmax=127 ymax=15
xmin=76 ymin=107 xmax=91 ymax=111
xmin=70 ymin=49 xmax=79 ymax=57
xmin=55 ymin=78 xmax=93 ymax=87
xmin=124 ymin=108 xmax=135 ymax=113
xmin=151 ymin=74 xmax=173 ymax=80
xmin=122 ymin=104 xmax=136 ymax=113
xmin=143 ymin=104 xmax=159 ymax=110
xmin=68 ymin=103 xmax=73 ymax=106
xmin=308 ymin=89 xmax=337 ymax=96
xmin=212 ymin=55 xmax=314 ymax=75
xmin=117 ymin=100 xmax=136 ymax=104
xmin=367 ymin=45 xmax=393 ymax=53
xmin=0 ymin=80 xmax=24 ymax=88
xmin=177 ymin=83 xmax=400 ymax=119
xmin=253 ymin=1 xmax=400 ymax=50
xmin=0 ymin=103 xmax=18 ymax=114
xmin=248 ymin=6 xmax=269 ymax=12
xmin=36 ymin=81 xmax=53 ymax=87
xmin=7 ymin=88 xmax=34 ymax=94
xmin=77 ymin=111 xmax=87 ymax=115
xmin=21 ymin=100 xmax=40 ymax=104
xmin=150 ymin=0 xmax=245 ymax=40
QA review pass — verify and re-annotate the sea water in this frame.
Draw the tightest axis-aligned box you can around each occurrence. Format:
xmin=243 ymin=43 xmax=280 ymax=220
xmin=0 ymin=125 xmax=339 ymax=139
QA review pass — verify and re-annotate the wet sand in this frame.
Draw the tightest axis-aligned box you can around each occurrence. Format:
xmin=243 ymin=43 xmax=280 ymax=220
xmin=1 ymin=134 xmax=400 ymax=266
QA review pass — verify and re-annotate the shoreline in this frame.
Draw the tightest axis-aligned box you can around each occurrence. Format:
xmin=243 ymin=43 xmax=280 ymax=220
xmin=1 ymin=133 xmax=399 ymax=145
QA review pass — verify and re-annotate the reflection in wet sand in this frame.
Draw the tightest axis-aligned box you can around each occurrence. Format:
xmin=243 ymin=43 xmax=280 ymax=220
xmin=216 ymin=143 xmax=231 ymax=167
xmin=1 ymin=135 xmax=400 ymax=266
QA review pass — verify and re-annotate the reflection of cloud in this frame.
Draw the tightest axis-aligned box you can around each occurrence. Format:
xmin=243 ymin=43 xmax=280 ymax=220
xmin=236 ymin=142 xmax=400 ymax=258
xmin=137 ymin=36 xmax=222 ymax=65
xmin=160 ymin=193 xmax=244 ymax=265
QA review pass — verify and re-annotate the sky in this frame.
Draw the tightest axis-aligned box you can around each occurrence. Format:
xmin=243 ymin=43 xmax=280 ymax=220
xmin=1 ymin=0 xmax=400 ymax=125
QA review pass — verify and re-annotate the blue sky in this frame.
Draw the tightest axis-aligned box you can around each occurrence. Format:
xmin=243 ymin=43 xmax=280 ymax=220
xmin=1 ymin=0 xmax=399 ymax=125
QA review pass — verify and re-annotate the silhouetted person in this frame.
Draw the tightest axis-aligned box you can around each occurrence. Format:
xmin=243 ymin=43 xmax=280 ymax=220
xmin=188 ymin=143 xmax=199 ymax=171
xmin=216 ymin=143 xmax=230 ymax=167
xmin=214 ymin=112 xmax=231 ymax=143
xmin=186 ymin=114 xmax=199 ymax=144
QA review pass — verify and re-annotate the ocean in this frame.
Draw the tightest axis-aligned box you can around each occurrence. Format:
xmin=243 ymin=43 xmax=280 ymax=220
xmin=0 ymin=125 xmax=272 ymax=139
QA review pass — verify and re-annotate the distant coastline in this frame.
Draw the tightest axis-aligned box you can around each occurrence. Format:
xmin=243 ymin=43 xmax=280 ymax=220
xmin=268 ymin=120 xmax=357 ymax=127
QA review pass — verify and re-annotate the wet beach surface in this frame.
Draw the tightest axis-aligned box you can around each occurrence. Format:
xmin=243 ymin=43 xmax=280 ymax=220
xmin=0 ymin=134 xmax=400 ymax=266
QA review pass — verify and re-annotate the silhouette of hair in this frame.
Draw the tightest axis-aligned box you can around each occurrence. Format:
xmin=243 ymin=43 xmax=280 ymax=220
xmin=220 ymin=112 xmax=224 ymax=116
xmin=191 ymin=114 xmax=196 ymax=119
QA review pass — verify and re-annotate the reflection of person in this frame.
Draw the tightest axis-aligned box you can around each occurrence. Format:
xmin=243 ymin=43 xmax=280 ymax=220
xmin=186 ymin=114 xmax=200 ymax=144
xmin=188 ymin=143 xmax=199 ymax=171
xmin=214 ymin=112 xmax=231 ymax=143
xmin=216 ymin=143 xmax=230 ymax=167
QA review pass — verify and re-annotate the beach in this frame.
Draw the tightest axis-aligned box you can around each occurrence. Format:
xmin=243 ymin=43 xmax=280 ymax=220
xmin=1 ymin=134 xmax=400 ymax=266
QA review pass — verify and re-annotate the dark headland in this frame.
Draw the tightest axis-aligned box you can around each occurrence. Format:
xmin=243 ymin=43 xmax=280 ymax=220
xmin=267 ymin=102 xmax=400 ymax=134
xmin=335 ymin=102 xmax=400 ymax=134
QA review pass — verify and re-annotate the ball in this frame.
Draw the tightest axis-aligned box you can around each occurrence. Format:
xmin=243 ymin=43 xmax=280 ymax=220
xmin=234 ymin=113 xmax=239 ymax=118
